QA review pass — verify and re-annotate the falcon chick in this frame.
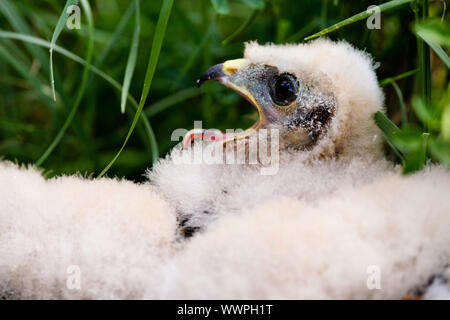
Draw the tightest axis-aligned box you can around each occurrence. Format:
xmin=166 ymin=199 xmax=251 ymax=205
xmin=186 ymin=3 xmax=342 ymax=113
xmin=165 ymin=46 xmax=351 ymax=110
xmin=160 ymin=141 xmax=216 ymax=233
xmin=152 ymin=39 xmax=385 ymax=239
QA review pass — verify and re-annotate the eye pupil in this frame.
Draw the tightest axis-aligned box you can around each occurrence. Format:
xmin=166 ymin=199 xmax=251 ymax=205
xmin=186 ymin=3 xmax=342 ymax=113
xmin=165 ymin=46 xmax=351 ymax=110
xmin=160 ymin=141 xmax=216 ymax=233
xmin=271 ymin=73 xmax=298 ymax=106
xmin=277 ymin=80 xmax=294 ymax=100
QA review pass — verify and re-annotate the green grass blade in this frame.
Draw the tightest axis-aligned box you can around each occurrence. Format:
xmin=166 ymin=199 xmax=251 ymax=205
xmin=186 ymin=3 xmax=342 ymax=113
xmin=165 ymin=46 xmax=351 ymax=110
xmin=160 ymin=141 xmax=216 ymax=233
xmin=171 ymin=28 xmax=212 ymax=91
xmin=379 ymin=69 xmax=419 ymax=86
xmin=401 ymin=132 xmax=429 ymax=174
xmin=286 ymin=18 xmax=318 ymax=43
xmin=429 ymin=138 xmax=450 ymax=166
xmin=121 ymin=0 xmax=140 ymax=114
xmin=0 ymin=0 xmax=51 ymax=75
xmin=240 ymin=0 xmax=265 ymax=10
xmin=0 ymin=30 xmax=158 ymax=167
xmin=222 ymin=9 xmax=259 ymax=45
xmin=95 ymin=1 xmax=136 ymax=69
xmin=391 ymin=81 xmax=408 ymax=125
xmin=0 ymin=44 xmax=55 ymax=113
xmin=37 ymin=0 xmax=94 ymax=166
xmin=415 ymin=20 xmax=450 ymax=47
xmin=98 ymin=0 xmax=174 ymax=177
xmin=2 ymin=0 xmax=79 ymax=120
xmin=374 ymin=111 xmax=405 ymax=161
xmin=305 ymin=0 xmax=414 ymax=41
xmin=211 ymin=0 xmax=230 ymax=15
xmin=442 ymin=104 xmax=450 ymax=141
xmin=91 ymin=0 xmax=155 ymax=158
xmin=415 ymin=0 xmax=431 ymax=107
xmin=427 ymin=41 xmax=450 ymax=69
xmin=0 ymin=31 xmax=113 ymax=89
xmin=374 ymin=111 xmax=401 ymax=137
xmin=145 ymin=87 xmax=202 ymax=118
xmin=0 ymin=31 xmax=135 ymax=108
xmin=411 ymin=96 xmax=442 ymax=130
xmin=0 ymin=0 xmax=75 ymax=127
xmin=416 ymin=30 xmax=450 ymax=69
xmin=49 ymin=0 xmax=78 ymax=101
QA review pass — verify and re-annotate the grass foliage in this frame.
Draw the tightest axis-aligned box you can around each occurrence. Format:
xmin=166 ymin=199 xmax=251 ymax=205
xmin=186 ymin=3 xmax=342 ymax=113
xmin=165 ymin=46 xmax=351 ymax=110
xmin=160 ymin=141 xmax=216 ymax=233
xmin=0 ymin=0 xmax=448 ymax=180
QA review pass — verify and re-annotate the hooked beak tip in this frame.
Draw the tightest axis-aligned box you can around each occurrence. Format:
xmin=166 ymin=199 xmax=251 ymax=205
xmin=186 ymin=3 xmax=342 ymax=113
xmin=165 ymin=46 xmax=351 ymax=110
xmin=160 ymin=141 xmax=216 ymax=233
xmin=197 ymin=63 xmax=225 ymax=88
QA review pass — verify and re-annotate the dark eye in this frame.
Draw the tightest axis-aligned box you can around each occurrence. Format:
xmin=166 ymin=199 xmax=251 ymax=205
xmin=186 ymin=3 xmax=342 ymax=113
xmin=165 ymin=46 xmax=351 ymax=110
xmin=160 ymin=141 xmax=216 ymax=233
xmin=270 ymin=73 xmax=299 ymax=106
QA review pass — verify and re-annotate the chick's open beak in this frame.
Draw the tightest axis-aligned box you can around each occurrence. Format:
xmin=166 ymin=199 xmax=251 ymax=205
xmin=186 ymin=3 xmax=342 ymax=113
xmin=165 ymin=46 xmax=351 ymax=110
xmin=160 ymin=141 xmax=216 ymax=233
xmin=197 ymin=63 xmax=225 ymax=87
xmin=183 ymin=59 xmax=264 ymax=148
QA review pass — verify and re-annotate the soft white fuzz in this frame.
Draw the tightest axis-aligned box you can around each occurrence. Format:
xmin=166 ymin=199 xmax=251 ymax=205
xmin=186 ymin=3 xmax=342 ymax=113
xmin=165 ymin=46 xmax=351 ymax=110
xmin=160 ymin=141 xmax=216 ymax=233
xmin=2 ymin=160 xmax=450 ymax=299
xmin=150 ymin=145 xmax=391 ymax=230
xmin=1 ymin=39 xmax=450 ymax=299
xmin=0 ymin=161 xmax=175 ymax=299
xmin=156 ymin=165 xmax=450 ymax=299
xmin=423 ymin=268 xmax=450 ymax=299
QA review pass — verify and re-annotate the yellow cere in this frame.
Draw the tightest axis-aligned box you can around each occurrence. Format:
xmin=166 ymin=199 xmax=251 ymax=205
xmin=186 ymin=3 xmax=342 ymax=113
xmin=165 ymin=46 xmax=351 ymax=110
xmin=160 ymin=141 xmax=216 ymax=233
xmin=222 ymin=58 xmax=250 ymax=75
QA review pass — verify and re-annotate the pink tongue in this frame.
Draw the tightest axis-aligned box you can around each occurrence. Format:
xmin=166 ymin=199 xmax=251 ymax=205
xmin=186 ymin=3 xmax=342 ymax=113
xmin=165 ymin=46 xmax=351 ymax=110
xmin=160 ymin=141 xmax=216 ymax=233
xmin=182 ymin=129 xmax=229 ymax=148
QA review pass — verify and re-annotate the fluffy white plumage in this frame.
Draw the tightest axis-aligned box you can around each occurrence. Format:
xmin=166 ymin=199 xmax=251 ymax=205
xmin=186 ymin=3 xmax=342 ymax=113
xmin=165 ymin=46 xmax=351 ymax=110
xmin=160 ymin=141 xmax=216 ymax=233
xmin=1 ymin=39 xmax=450 ymax=299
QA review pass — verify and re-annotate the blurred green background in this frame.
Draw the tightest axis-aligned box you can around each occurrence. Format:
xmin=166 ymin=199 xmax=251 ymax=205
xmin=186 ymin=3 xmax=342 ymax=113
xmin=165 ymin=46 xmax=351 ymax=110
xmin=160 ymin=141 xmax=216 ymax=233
xmin=0 ymin=0 xmax=448 ymax=181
